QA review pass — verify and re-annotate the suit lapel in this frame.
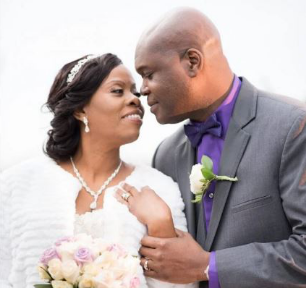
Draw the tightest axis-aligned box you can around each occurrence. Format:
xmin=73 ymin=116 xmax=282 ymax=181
xmin=204 ymin=120 xmax=250 ymax=250
xmin=204 ymin=78 xmax=258 ymax=251
xmin=175 ymin=139 xmax=198 ymax=238
xmin=196 ymin=197 xmax=206 ymax=247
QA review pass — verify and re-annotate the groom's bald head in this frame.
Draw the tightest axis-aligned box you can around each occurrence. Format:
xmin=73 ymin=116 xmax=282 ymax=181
xmin=135 ymin=7 xmax=233 ymax=124
xmin=136 ymin=7 xmax=221 ymax=60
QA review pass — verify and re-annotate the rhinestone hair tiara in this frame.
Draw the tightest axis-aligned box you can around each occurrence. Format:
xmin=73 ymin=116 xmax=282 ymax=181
xmin=66 ymin=55 xmax=99 ymax=84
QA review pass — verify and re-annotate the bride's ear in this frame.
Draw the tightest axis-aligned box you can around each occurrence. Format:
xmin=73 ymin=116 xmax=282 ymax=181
xmin=73 ymin=109 xmax=86 ymax=121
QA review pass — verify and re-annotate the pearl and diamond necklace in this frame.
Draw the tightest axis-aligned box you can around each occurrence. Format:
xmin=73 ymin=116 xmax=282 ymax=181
xmin=70 ymin=157 xmax=122 ymax=210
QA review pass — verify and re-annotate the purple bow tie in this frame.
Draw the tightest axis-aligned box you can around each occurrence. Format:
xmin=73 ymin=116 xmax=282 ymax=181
xmin=184 ymin=113 xmax=223 ymax=148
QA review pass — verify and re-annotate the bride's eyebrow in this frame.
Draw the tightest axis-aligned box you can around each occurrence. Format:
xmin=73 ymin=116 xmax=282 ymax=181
xmin=105 ymin=80 xmax=138 ymax=91
xmin=105 ymin=80 xmax=126 ymax=86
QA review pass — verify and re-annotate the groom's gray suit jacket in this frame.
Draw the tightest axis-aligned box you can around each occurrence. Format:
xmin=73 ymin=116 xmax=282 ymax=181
xmin=153 ymin=78 xmax=306 ymax=288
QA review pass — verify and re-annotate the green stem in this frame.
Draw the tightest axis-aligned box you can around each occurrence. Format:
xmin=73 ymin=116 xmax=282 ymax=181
xmin=215 ymin=175 xmax=238 ymax=181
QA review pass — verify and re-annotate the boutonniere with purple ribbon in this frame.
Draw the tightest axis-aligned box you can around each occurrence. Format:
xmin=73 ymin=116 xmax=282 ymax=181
xmin=189 ymin=155 xmax=238 ymax=203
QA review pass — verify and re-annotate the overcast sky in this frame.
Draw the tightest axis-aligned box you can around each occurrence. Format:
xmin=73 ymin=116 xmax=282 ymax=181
xmin=0 ymin=0 xmax=305 ymax=171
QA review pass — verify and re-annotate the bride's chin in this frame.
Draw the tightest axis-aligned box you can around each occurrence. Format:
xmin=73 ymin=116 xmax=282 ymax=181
xmin=119 ymin=133 xmax=140 ymax=146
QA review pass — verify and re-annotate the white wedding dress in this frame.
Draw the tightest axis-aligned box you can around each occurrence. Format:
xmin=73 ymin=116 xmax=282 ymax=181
xmin=0 ymin=157 xmax=198 ymax=288
xmin=74 ymin=165 xmax=198 ymax=288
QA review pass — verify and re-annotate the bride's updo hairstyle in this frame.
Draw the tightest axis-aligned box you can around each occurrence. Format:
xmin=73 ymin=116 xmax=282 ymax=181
xmin=45 ymin=53 xmax=122 ymax=162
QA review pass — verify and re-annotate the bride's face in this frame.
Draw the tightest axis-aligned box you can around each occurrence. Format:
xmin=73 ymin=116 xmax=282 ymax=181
xmin=82 ymin=64 xmax=144 ymax=146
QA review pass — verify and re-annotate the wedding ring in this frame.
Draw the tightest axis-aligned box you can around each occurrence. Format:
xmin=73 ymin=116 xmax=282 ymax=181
xmin=121 ymin=192 xmax=131 ymax=201
xmin=144 ymin=259 xmax=150 ymax=271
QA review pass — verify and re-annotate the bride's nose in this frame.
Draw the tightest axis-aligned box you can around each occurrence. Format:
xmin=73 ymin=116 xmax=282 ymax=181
xmin=127 ymin=93 xmax=141 ymax=107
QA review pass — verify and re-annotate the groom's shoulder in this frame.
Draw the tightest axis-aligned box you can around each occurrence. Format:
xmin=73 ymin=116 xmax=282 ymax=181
xmin=155 ymin=125 xmax=186 ymax=156
xmin=257 ymin=89 xmax=306 ymax=115
xmin=153 ymin=125 xmax=186 ymax=175
xmin=256 ymin=91 xmax=306 ymax=134
xmin=240 ymin=77 xmax=306 ymax=126
xmin=241 ymin=77 xmax=306 ymax=116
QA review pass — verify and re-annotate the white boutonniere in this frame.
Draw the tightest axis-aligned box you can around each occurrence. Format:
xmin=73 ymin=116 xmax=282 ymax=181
xmin=190 ymin=155 xmax=238 ymax=203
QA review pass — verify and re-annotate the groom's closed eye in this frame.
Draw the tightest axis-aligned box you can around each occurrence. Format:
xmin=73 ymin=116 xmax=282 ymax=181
xmin=133 ymin=92 xmax=141 ymax=98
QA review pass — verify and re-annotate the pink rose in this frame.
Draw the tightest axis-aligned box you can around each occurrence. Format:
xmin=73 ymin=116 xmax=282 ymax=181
xmin=40 ymin=248 xmax=60 ymax=265
xmin=130 ymin=277 xmax=140 ymax=288
xmin=55 ymin=236 xmax=74 ymax=247
xmin=107 ymin=244 xmax=127 ymax=258
xmin=74 ymin=248 xmax=93 ymax=265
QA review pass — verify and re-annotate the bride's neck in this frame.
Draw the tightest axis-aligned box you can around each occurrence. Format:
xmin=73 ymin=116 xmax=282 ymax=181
xmin=72 ymin=140 xmax=121 ymax=181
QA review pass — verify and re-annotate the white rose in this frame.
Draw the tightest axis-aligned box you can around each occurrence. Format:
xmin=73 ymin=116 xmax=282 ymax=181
xmin=92 ymin=239 xmax=108 ymax=256
xmin=48 ymin=258 xmax=64 ymax=280
xmin=94 ymin=251 xmax=117 ymax=269
xmin=56 ymin=242 xmax=78 ymax=262
xmin=189 ymin=164 xmax=203 ymax=194
xmin=37 ymin=264 xmax=52 ymax=281
xmin=79 ymin=274 xmax=94 ymax=288
xmin=61 ymin=260 xmax=80 ymax=285
xmin=93 ymin=271 xmax=121 ymax=288
xmin=51 ymin=280 xmax=73 ymax=288
xmin=82 ymin=263 xmax=100 ymax=276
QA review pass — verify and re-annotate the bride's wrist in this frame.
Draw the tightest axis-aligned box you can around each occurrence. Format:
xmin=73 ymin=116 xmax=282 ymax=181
xmin=147 ymin=214 xmax=176 ymax=238
xmin=146 ymin=208 xmax=172 ymax=227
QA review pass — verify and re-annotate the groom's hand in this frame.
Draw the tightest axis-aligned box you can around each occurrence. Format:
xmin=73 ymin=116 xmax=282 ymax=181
xmin=139 ymin=229 xmax=210 ymax=284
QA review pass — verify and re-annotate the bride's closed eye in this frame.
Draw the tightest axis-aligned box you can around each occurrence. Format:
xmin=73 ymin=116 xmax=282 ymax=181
xmin=111 ymin=88 xmax=124 ymax=95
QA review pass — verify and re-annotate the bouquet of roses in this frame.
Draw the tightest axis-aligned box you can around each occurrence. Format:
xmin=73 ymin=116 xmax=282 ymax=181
xmin=35 ymin=234 xmax=140 ymax=288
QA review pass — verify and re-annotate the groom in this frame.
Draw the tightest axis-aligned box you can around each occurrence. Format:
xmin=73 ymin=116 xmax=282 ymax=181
xmin=135 ymin=7 xmax=306 ymax=288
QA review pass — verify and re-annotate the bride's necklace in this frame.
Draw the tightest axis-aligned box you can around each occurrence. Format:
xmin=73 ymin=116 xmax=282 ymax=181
xmin=70 ymin=157 xmax=122 ymax=210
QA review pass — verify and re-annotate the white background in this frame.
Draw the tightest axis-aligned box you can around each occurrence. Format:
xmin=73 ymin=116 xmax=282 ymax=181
xmin=0 ymin=0 xmax=305 ymax=171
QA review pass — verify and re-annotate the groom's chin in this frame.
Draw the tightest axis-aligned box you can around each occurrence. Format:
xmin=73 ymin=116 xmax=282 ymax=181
xmin=154 ymin=111 xmax=173 ymax=125
xmin=156 ymin=114 xmax=187 ymax=125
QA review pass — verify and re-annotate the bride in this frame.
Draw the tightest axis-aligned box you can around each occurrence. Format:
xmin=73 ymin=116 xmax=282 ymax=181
xmin=0 ymin=54 xmax=198 ymax=288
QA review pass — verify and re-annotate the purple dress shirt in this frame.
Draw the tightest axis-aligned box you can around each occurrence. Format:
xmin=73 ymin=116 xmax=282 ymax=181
xmin=192 ymin=75 xmax=241 ymax=288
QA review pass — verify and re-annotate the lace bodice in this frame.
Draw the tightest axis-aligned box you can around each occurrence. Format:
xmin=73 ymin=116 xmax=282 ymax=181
xmin=74 ymin=209 xmax=108 ymax=238
xmin=73 ymin=166 xmax=198 ymax=288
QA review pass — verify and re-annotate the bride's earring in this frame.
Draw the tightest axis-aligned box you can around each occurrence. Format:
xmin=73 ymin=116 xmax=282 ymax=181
xmin=83 ymin=116 xmax=90 ymax=133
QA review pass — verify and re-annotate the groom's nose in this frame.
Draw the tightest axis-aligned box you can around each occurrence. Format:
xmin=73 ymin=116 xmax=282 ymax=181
xmin=140 ymin=83 xmax=150 ymax=96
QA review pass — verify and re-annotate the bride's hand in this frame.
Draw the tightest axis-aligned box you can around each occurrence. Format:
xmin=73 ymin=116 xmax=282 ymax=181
xmin=115 ymin=183 xmax=171 ymax=225
xmin=115 ymin=183 xmax=176 ymax=237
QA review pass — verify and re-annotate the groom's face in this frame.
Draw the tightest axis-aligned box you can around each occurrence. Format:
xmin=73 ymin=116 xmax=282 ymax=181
xmin=135 ymin=50 xmax=193 ymax=124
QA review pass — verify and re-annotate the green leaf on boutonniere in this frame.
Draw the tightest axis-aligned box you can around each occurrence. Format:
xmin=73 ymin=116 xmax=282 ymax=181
xmin=34 ymin=284 xmax=52 ymax=288
xmin=201 ymin=155 xmax=213 ymax=170
xmin=201 ymin=168 xmax=215 ymax=180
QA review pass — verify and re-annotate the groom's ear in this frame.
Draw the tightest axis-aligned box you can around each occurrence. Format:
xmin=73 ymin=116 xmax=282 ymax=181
xmin=181 ymin=48 xmax=203 ymax=78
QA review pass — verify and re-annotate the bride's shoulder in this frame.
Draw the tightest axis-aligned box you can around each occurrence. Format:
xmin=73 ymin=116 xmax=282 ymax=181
xmin=1 ymin=155 xmax=57 ymax=181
